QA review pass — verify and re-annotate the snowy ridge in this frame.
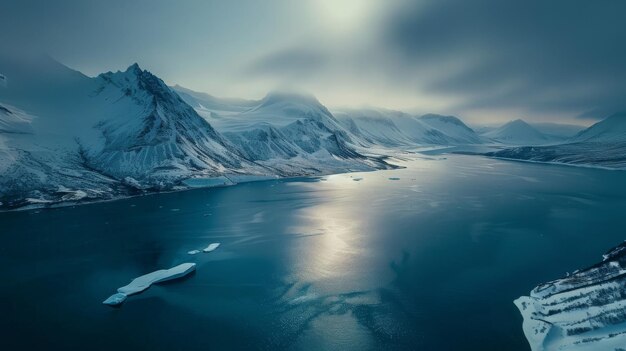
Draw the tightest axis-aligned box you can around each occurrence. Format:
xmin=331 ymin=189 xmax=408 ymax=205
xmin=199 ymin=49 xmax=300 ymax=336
xmin=515 ymin=241 xmax=626 ymax=351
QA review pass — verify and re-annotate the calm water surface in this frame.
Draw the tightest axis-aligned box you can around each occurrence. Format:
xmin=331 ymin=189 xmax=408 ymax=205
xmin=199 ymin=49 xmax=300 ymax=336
xmin=2 ymin=155 xmax=626 ymax=350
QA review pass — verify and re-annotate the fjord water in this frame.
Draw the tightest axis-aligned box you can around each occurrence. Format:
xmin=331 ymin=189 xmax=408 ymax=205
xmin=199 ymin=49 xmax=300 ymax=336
xmin=2 ymin=155 xmax=626 ymax=351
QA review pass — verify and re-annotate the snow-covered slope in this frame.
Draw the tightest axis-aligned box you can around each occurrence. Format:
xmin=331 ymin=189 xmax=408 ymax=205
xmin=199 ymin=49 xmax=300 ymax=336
xmin=223 ymin=92 xmax=393 ymax=174
xmin=515 ymin=241 xmax=626 ymax=351
xmin=84 ymin=64 xmax=259 ymax=182
xmin=333 ymin=108 xmax=482 ymax=147
xmin=487 ymin=114 xmax=626 ymax=169
xmin=571 ymin=112 xmax=626 ymax=143
xmin=0 ymin=55 xmax=269 ymax=208
xmin=0 ymin=60 xmax=395 ymax=209
xmin=482 ymin=119 xmax=551 ymax=145
xmin=418 ymin=114 xmax=482 ymax=144
xmin=178 ymin=89 xmax=393 ymax=176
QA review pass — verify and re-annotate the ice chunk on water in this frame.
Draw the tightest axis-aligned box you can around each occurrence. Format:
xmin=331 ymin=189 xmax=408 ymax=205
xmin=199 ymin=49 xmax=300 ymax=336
xmin=103 ymin=263 xmax=196 ymax=306
xmin=117 ymin=263 xmax=196 ymax=295
xmin=203 ymin=243 xmax=220 ymax=253
xmin=187 ymin=250 xmax=201 ymax=255
xmin=102 ymin=293 xmax=127 ymax=306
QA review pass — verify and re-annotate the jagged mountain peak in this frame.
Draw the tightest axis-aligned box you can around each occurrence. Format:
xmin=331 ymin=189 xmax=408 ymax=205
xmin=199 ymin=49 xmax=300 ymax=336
xmin=97 ymin=63 xmax=183 ymax=106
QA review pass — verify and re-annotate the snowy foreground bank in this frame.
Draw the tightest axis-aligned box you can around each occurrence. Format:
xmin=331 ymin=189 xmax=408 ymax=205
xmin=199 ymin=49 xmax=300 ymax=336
xmin=515 ymin=241 xmax=626 ymax=351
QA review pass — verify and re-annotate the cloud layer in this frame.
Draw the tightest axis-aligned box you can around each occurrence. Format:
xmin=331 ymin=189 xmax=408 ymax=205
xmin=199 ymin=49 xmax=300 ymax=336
xmin=2 ymin=0 xmax=625 ymax=123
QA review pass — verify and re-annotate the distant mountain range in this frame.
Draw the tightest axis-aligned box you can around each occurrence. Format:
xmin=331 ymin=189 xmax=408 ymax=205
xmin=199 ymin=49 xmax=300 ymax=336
xmin=488 ymin=113 xmax=626 ymax=169
xmin=1 ymin=55 xmax=625 ymax=209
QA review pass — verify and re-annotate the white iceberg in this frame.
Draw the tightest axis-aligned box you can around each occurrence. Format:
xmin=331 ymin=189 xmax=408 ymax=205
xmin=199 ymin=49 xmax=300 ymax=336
xmin=103 ymin=263 xmax=196 ymax=306
xmin=202 ymin=243 xmax=220 ymax=253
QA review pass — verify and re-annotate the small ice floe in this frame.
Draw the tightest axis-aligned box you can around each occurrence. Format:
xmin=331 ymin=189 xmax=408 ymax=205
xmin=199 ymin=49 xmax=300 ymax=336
xmin=171 ymin=208 xmax=180 ymax=212
xmin=388 ymin=177 xmax=400 ymax=180
xmin=186 ymin=242 xmax=220 ymax=255
xmin=353 ymin=177 xmax=363 ymax=181
xmin=203 ymin=243 xmax=220 ymax=253
xmin=103 ymin=263 xmax=196 ymax=307
xmin=103 ymin=293 xmax=127 ymax=305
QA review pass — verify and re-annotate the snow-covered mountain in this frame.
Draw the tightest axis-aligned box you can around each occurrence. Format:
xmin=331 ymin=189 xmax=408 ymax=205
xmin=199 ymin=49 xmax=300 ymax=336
xmin=180 ymin=90 xmax=393 ymax=175
xmin=482 ymin=119 xmax=551 ymax=145
xmin=418 ymin=114 xmax=482 ymax=144
xmin=0 ymin=58 xmax=395 ymax=209
xmin=333 ymin=108 xmax=482 ymax=147
xmin=487 ymin=113 xmax=626 ymax=169
xmin=0 ymin=55 xmax=271 ymax=208
xmin=571 ymin=112 xmax=626 ymax=143
xmin=515 ymin=241 xmax=626 ymax=351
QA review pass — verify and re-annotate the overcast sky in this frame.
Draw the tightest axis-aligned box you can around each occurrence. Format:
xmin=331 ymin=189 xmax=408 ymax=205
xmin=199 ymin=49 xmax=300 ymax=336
xmin=2 ymin=0 xmax=625 ymax=125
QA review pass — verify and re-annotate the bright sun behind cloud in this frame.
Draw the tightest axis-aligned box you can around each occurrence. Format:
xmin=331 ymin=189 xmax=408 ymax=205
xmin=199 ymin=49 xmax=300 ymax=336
xmin=313 ymin=0 xmax=382 ymax=34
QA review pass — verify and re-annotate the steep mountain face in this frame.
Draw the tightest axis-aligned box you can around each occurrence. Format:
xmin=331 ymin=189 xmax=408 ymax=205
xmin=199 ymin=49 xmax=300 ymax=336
xmin=333 ymin=109 xmax=482 ymax=147
xmin=486 ymin=114 xmax=626 ymax=169
xmin=181 ymin=90 xmax=393 ymax=176
xmin=84 ymin=64 xmax=255 ymax=182
xmin=482 ymin=119 xmax=551 ymax=145
xmin=515 ymin=241 xmax=626 ymax=351
xmin=0 ymin=56 xmax=267 ymax=208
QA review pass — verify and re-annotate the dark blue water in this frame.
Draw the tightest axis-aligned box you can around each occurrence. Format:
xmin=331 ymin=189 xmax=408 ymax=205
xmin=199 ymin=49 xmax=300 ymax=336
xmin=2 ymin=155 xmax=626 ymax=350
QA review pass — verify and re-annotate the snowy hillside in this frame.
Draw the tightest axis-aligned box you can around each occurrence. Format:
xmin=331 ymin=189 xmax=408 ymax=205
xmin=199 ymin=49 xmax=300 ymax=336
xmin=0 ymin=59 xmax=394 ymax=209
xmin=515 ymin=241 xmax=626 ymax=351
xmin=333 ymin=108 xmax=482 ymax=147
xmin=487 ymin=114 xmax=626 ymax=169
xmin=418 ymin=114 xmax=482 ymax=144
xmin=571 ymin=112 xmax=626 ymax=143
xmin=482 ymin=119 xmax=551 ymax=145
xmin=0 ymin=56 xmax=270 ymax=208
xmin=182 ymin=91 xmax=393 ymax=175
